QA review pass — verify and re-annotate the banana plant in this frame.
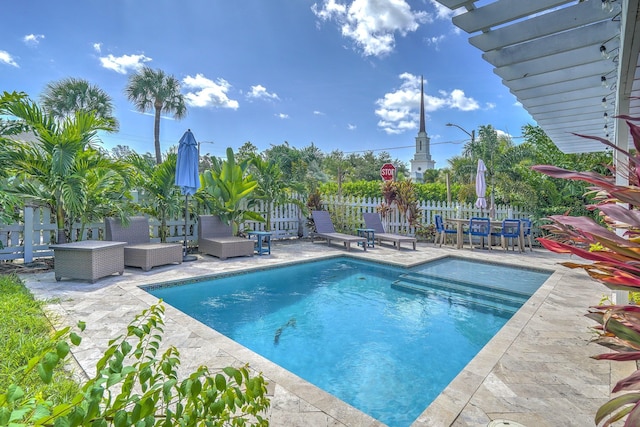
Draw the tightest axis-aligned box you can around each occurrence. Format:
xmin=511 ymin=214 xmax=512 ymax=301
xmin=198 ymin=147 xmax=264 ymax=234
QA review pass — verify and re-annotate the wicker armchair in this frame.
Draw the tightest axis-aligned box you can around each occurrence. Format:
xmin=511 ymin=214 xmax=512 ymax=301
xmin=197 ymin=215 xmax=254 ymax=260
xmin=104 ymin=216 xmax=183 ymax=271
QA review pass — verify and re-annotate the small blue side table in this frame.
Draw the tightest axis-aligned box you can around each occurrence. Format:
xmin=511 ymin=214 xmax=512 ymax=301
xmin=356 ymin=228 xmax=375 ymax=248
xmin=247 ymin=231 xmax=272 ymax=255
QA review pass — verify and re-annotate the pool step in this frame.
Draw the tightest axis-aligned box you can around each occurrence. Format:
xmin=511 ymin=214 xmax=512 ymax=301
xmin=400 ymin=272 xmax=530 ymax=302
xmin=392 ymin=273 xmax=528 ymax=313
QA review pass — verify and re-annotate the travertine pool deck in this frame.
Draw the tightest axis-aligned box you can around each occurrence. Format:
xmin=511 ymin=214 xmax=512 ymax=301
xmin=20 ymin=239 xmax=629 ymax=426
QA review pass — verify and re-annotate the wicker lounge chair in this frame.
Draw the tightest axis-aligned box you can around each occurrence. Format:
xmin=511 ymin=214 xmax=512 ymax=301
xmin=104 ymin=216 xmax=183 ymax=271
xmin=197 ymin=215 xmax=254 ymax=260
xmin=311 ymin=210 xmax=367 ymax=251
xmin=363 ymin=212 xmax=417 ymax=250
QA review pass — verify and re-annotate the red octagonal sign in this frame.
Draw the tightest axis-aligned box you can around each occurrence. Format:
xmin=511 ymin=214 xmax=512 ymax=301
xmin=380 ymin=163 xmax=396 ymax=181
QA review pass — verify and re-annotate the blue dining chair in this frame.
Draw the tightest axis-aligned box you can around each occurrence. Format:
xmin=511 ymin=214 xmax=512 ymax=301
xmin=521 ymin=218 xmax=533 ymax=251
xmin=499 ymin=219 xmax=521 ymax=252
xmin=434 ymin=214 xmax=457 ymax=247
xmin=468 ymin=217 xmax=491 ymax=250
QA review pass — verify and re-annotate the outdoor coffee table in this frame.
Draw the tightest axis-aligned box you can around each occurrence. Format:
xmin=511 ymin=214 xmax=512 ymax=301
xmin=247 ymin=231 xmax=272 ymax=255
xmin=356 ymin=228 xmax=375 ymax=248
xmin=50 ymin=240 xmax=126 ymax=283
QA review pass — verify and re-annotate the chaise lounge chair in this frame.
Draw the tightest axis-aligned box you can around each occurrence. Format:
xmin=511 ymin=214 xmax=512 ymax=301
xmin=197 ymin=215 xmax=254 ymax=260
xmin=363 ymin=212 xmax=417 ymax=250
xmin=104 ymin=216 xmax=183 ymax=271
xmin=311 ymin=210 xmax=367 ymax=251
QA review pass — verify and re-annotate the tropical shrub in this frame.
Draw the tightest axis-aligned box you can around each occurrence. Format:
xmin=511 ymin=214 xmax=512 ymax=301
xmin=318 ymin=180 xmax=460 ymax=202
xmin=532 ymin=116 xmax=640 ymax=426
xmin=198 ymin=147 xmax=264 ymax=234
xmin=0 ymin=301 xmax=270 ymax=426
xmin=0 ymin=92 xmax=119 ymax=243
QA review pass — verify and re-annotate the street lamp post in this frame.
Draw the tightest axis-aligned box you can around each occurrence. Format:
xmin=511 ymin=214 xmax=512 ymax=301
xmin=446 ymin=122 xmax=476 ymax=182
xmin=446 ymin=122 xmax=475 ymax=145
xmin=446 ymin=123 xmax=496 ymax=219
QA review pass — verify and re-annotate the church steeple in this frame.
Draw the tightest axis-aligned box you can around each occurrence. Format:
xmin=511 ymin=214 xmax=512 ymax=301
xmin=419 ymin=75 xmax=426 ymax=134
xmin=410 ymin=74 xmax=435 ymax=179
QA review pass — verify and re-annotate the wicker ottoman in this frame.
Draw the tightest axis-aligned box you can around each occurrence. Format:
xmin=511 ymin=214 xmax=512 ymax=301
xmin=124 ymin=243 xmax=183 ymax=271
xmin=50 ymin=240 xmax=126 ymax=283
xmin=199 ymin=237 xmax=254 ymax=260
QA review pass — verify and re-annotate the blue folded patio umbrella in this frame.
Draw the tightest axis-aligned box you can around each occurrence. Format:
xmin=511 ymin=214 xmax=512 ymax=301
xmin=175 ymin=129 xmax=200 ymax=261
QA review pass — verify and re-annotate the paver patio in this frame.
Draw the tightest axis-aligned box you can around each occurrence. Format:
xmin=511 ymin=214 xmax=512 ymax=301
xmin=20 ymin=239 xmax=629 ymax=426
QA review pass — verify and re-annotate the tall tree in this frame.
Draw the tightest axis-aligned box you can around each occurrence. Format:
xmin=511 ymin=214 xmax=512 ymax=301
xmin=40 ymin=77 xmax=119 ymax=130
xmin=125 ymin=67 xmax=187 ymax=164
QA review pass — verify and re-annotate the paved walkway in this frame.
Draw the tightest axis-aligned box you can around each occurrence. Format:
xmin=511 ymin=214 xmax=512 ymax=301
xmin=21 ymin=239 xmax=628 ymax=426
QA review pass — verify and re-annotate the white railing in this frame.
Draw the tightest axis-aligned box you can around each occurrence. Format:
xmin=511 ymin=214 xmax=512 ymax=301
xmin=1 ymin=198 xmax=527 ymax=263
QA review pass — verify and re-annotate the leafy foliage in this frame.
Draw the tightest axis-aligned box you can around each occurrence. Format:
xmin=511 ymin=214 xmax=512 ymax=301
xmin=0 ymin=301 xmax=270 ymax=426
xmin=0 ymin=275 xmax=79 ymax=405
xmin=532 ymin=116 xmax=640 ymax=426
xmin=0 ymin=92 xmax=119 ymax=243
xmin=126 ymin=152 xmax=182 ymax=242
xmin=40 ymin=77 xmax=119 ymax=130
xmin=198 ymin=147 xmax=264 ymax=234
xmin=249 ymin=154 xmax=306 ymax=231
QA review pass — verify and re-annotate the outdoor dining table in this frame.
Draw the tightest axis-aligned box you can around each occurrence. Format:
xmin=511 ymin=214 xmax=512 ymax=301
xmin=444 ymin=218 xmax=525 ymax=251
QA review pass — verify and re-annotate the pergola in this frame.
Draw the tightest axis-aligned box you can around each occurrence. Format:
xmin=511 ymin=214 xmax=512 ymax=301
xmin=434 ymin=0 xmax=640 ymax=158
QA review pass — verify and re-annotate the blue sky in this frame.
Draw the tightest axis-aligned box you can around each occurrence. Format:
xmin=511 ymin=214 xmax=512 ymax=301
xmin=1 ymin=0 xmax=535 ymax=169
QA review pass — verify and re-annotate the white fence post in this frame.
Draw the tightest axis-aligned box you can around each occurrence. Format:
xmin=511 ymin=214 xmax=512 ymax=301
xmin=23 ymin=206 xmax=34 ymax=263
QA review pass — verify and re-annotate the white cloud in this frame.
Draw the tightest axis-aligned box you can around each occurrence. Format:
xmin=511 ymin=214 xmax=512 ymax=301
xmin=99 ymin=53 xmax=151 ymax=74
xmin=347 ymin=123 xmax=357 ymax=130
xmin=313 ymin=110 xmax=325 ymax=115
xmin=182 ymin=74 xmax=239 ymax=109
xmin=276 ymin=113 xmax=289 ymax=119
xmin=93 ymin=43 xmax=102 ymax=53
xmin=246 ymin=84 xmax=280 ymax=101
xmin=312 ymin=0 xmax=430 ymax=57
xmin=444 ymin=89 xmax=479 ymax=111
xmin=0 ymin=50 xmax=18 ymax=67
xmin=375 ymin=73 xmax=480 ymax=134
xmin=425 ymin=34 xmax=446 ymax=50
xmin=23 ymin=34 xmax=44 ymax=46
xmin=429 ymin=0 xmax=454 ymax=20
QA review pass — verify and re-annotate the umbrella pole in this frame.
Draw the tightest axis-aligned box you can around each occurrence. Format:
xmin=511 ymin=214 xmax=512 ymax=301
xmin=183 ymin=194 xmax=197 ymax=262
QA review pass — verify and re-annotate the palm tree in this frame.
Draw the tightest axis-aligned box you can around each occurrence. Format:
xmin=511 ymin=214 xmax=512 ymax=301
xmin=40 ymin=77 xmax=119 ymax=130
xmin=0 ymin=93 xmax=119 ymax=243
xmin=125 ymin=67 xmax=187 ymax=164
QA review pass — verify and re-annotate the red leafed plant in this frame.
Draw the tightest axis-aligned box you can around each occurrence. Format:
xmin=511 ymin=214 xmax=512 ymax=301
xmin=532 ymin=116 xmax=640 ymax=426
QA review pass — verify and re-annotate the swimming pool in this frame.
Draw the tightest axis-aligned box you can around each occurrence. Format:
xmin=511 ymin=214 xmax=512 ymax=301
xmin=146 ymin=256 xmax=551 ymax=427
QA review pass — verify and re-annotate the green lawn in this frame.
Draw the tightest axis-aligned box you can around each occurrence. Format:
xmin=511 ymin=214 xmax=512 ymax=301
xmin=0 ymin=273 xmax=79 ymax=403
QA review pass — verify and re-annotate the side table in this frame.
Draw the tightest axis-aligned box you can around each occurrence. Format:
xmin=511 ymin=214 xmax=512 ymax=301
xmin=50 ymin=240 xmax=126 ymax=283
xmin=247 ymin=231 xmax=272 ymax=255
xmin=356 ymin=228 xmax=375 ymax=248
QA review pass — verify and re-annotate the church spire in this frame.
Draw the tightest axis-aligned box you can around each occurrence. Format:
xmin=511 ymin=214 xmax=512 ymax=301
xmin=419 ymin=75 xmax=426 ymax=133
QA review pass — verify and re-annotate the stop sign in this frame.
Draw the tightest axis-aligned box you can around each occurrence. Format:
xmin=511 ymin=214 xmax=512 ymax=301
xmin=380 ymin=163 xmax=396 ymax=181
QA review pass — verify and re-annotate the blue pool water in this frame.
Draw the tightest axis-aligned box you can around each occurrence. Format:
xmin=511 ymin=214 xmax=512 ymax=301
xmin=146 ymin=257 xmax=550 ymax=427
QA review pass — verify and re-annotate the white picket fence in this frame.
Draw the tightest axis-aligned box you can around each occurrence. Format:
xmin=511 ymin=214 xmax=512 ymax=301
xmin=1 ymin=197 xmax=526 ymax=263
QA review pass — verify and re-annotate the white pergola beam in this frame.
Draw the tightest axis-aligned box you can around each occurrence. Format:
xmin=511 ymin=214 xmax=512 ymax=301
xmin=468 ymin=1 xmax=619 ymax=52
